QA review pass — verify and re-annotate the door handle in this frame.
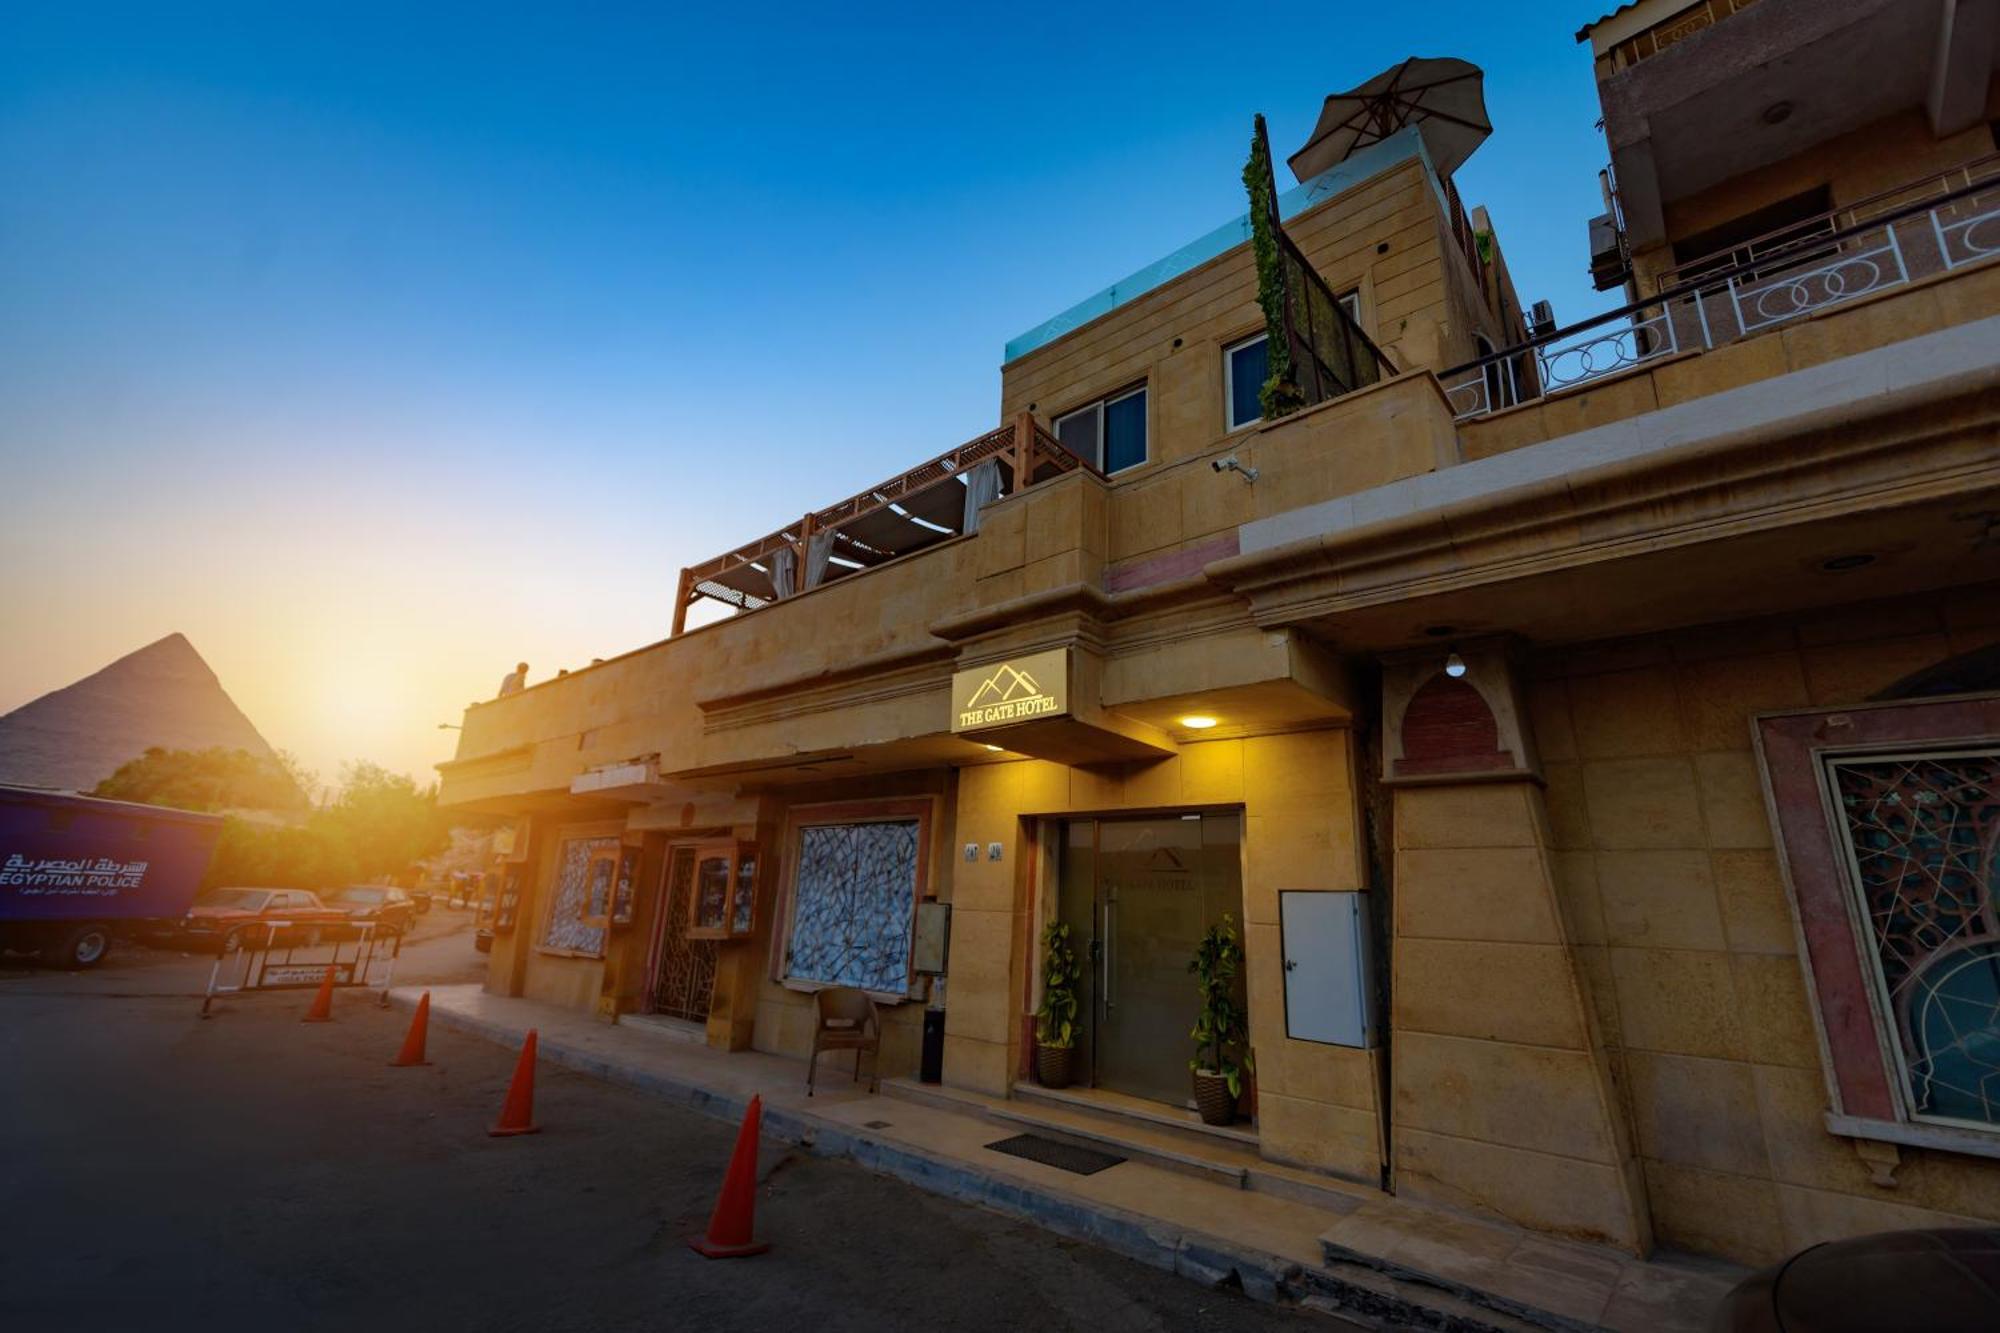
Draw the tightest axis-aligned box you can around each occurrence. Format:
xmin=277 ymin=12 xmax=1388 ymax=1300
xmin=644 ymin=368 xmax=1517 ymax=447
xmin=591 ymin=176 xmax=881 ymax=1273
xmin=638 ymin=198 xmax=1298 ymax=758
xmin=1102 ymin=898 xmax=1115 ymax=1012
xmin=1285 ymin=958 xmax=1298 ymax=972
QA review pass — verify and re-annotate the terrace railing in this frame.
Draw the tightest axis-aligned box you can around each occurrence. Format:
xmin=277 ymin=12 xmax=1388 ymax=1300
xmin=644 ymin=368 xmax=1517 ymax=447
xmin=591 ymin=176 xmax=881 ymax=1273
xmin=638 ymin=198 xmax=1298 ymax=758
xmin=672 ymin=413 xmax=1095 ymax=634
xmin=1440 ymin=167 xmax=2000 ymax=422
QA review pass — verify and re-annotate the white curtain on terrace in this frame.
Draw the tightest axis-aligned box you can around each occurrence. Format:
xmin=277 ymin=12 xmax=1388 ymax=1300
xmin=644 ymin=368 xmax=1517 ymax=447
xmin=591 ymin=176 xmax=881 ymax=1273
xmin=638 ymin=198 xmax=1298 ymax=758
xmin=804 ymin=529 xmax=836 ymax=589
xmin=768 ymin=545 xmax=797 ymax=599
xmin=961 ymin=460 xmax=1004 ymax=535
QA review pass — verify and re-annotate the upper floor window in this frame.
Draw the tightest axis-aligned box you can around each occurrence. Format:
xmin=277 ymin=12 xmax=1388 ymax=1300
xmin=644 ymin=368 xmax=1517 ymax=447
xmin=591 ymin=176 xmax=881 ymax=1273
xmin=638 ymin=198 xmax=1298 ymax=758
xmin=1669 ymin=186 xmax=1833 ymax=282
xmin=1054 ymin=385 xmax=1147 ymax=474
xmin=1225 ymin=334 xmax=1268 ymax=432
xmin=1224 ymin=291 xmax=1361 ymax=431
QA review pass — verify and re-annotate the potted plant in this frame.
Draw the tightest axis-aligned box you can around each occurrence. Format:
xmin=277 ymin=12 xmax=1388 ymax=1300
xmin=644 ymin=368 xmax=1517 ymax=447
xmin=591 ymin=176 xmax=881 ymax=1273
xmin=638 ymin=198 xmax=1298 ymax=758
xmin=1035 ymin=920 xmax=1081 ymax=1088
xmin=1187 ymin=913 xmax=1251 ymax=1126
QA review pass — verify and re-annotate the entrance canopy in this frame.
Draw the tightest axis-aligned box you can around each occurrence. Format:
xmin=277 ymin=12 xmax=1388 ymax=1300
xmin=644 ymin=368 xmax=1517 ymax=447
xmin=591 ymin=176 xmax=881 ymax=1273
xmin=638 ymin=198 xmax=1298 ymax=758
xmin=1288 ymin=57 xmax=1492 ymax=183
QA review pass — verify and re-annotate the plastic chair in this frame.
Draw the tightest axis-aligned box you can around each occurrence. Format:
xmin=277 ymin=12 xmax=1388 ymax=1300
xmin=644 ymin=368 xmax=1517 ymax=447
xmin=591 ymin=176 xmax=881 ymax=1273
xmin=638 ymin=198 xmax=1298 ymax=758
xmin=807 ymin=986 xmax=880 ymax=1096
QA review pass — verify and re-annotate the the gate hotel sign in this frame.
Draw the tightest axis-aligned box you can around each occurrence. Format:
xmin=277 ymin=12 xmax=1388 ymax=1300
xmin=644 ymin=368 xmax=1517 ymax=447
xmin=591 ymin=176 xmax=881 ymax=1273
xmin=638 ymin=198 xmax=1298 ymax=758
xmin=951 ymin=648 xmax=1070 ymax=732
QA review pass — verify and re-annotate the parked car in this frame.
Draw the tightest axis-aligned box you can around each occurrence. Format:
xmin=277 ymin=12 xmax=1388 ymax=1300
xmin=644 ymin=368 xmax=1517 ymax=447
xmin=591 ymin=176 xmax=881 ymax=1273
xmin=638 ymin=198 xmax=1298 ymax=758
xmin=1 ymin=785 xmax=223 ymax=969
xmin=1712 ymin=1227 xmax=2000 ymax=1332
xmin=322 ymin=884 xmax=417 ymax=936
xmin=158 ymin=887 xmax=348 ymax=955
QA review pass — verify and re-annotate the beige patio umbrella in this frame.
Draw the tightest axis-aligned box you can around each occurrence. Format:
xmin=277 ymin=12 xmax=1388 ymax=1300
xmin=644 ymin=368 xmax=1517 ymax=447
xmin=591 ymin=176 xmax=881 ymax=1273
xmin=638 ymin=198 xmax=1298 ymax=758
xmin=1287 ymin=56 xmax=1492 ymax=183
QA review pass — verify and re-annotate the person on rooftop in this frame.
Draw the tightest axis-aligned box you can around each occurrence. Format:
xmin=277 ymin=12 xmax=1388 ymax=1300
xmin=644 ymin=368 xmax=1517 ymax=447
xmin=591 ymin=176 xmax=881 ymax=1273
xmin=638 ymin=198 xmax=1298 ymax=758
xmin=497 ymin=662 xmax=528 ymax=697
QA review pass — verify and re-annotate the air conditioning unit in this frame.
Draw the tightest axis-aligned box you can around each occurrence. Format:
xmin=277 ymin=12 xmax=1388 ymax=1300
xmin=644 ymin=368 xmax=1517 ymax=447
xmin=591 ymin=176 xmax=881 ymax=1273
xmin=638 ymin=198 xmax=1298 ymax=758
xmin=1530 ymin=300 xmax=1557 ymax=337
xmin=1589 ymin=212 xmax=1631 ymax=290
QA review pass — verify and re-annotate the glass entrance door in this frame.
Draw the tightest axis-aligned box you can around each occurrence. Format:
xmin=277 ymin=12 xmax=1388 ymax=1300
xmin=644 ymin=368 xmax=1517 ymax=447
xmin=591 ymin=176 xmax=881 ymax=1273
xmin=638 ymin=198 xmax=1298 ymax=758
xmin=1057 ymin=813 xmax=1243 ymax=1107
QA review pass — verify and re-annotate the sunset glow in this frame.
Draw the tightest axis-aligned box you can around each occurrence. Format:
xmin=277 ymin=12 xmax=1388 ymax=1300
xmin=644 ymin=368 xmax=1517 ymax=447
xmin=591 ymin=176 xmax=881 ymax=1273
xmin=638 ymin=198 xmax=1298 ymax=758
xmin=1 ymin=2 xmax=1616 ymax=785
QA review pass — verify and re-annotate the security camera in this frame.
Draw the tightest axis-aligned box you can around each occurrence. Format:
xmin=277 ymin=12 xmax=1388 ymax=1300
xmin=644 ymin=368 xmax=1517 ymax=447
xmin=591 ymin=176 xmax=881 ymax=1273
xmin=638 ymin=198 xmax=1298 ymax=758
xmin=1211 ymin=455 xmax=1259 ymax=484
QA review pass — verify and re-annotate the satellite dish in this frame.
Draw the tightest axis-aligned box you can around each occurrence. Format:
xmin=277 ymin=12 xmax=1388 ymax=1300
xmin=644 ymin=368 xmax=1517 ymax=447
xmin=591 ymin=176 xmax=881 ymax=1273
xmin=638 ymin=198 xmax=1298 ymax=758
xmin=1288 ymin=57 xmax=1492 ymax=183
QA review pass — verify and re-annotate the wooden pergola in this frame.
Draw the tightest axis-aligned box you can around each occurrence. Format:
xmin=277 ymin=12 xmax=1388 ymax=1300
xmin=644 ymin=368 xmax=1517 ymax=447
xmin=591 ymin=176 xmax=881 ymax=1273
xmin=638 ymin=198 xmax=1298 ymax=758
xmin=671 ymin=412 xmax=1093 ymax=635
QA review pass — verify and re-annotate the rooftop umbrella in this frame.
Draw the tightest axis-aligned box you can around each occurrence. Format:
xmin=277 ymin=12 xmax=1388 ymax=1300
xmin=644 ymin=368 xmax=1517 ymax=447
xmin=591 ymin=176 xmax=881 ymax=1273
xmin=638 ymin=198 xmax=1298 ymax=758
xmin=1288 ymin=57 xmax=1492 ymax=183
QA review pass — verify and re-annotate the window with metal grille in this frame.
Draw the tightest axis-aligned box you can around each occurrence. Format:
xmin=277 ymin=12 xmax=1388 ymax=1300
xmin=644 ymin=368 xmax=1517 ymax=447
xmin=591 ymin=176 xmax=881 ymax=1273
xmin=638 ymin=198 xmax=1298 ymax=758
xmin=779 ymin=801 xmax=932 ymax=997
xmin=1826 ymin=749 xmax=2000 ymax=1131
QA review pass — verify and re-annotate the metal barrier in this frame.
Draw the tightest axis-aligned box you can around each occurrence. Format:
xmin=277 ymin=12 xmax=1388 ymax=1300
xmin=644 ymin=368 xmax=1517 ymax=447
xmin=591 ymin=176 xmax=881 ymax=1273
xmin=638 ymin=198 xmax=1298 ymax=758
xmin=199 ymin=918 xmax=401 ymax=1017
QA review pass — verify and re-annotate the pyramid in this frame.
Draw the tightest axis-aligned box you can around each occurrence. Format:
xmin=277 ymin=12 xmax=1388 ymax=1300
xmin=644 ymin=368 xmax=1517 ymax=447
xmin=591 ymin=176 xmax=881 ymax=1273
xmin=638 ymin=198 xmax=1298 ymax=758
xmin=0 ymin=634 xmax=279 ymax=792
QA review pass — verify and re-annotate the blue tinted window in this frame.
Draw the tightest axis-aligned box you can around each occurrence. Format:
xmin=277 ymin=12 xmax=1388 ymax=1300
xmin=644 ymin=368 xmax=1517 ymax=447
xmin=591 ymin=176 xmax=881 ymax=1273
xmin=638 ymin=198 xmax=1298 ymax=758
xmin=1228 ymin=336 xmax=1267 ymax=428
xmin=1103 ymin=390 xmax=1147 ymax=473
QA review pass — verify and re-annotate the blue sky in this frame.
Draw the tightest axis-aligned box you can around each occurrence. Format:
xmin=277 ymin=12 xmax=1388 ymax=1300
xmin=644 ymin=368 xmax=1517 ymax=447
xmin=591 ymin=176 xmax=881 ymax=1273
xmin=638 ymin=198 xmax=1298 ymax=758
xmin=1 ymin=2 xmax=1620 ymax=782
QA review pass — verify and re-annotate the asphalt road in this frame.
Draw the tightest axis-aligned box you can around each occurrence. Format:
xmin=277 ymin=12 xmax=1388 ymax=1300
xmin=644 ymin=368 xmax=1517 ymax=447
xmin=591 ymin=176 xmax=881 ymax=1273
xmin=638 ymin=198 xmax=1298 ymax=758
xmin=0 ymin=919 xmax=1313 ymax=1332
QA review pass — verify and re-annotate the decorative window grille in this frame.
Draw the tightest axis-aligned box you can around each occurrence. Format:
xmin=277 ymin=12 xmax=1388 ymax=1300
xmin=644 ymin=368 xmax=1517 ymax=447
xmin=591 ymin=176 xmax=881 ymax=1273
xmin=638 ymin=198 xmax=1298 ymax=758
xmin=1827 ymin=750 xmax=2000 ymax=1129
xmin=784 ymin=818 xmax=922 ymax=995
xmin=540 ymin=835 xmax=618 ymax=956
xmin=649 ymin=846 xmax=717 ymax=1022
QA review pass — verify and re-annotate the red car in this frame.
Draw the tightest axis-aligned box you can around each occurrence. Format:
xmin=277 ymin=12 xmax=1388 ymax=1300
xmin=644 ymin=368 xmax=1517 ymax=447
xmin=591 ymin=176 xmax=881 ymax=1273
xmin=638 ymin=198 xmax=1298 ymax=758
xmin=158 ymin=887 xmax=349 ymax=955
xmin=321 ymin=885 xmax=418 ymax=937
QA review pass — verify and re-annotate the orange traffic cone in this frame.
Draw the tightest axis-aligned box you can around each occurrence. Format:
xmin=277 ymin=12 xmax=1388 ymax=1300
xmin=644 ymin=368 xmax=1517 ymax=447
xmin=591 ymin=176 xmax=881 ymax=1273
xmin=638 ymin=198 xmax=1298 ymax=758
xmin=389 ymin=991 xmax=431 ymax=1067
xmin=301 ymin=964 xmax=336 ymax=1023
xmin=688 ymin=1095 xmax=771 ymax=1258
xmin=488 ymin=1029 xmax=542 ymax=1136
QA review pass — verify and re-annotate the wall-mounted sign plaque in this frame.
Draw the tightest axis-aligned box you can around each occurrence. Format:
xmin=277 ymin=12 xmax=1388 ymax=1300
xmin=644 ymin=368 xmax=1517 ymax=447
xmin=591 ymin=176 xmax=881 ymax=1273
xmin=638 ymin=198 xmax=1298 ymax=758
xmin=950 ymin=648 xmax=1069 ymax=733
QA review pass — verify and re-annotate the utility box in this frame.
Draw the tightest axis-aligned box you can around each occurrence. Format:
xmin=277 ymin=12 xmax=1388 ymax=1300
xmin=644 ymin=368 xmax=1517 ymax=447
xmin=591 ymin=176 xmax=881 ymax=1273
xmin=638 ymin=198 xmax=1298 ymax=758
xmin=1278 ymin=890 xmax=1375 ymax=1048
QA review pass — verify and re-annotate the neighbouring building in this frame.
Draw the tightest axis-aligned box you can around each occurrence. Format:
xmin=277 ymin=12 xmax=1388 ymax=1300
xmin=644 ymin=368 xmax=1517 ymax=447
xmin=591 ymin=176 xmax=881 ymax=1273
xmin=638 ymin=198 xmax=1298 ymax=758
xmin=438 ymin=1 xmax=2000 ymax=1268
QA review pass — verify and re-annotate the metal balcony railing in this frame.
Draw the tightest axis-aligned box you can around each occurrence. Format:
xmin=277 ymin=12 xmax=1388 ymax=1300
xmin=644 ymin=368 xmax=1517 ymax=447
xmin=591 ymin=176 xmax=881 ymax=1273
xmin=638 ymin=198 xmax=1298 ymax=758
xmin=1440 ymin=168 xmax=2000 ymax=423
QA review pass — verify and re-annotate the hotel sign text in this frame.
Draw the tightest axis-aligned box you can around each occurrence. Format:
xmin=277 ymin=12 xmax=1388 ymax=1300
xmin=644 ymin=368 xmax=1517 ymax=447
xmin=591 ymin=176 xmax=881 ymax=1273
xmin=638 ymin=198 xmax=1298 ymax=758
xmin=951 ymin=649 xmax=1069 ymax=732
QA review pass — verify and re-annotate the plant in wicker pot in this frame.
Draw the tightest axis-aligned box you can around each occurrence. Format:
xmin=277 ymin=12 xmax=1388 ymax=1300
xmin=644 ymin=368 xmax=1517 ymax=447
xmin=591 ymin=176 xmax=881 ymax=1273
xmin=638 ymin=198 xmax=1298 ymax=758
xmin=1034 ymin=920 xmax=1081 ymax=1089
xmin=1187 ymin=913 xmax=1251 ymax=1126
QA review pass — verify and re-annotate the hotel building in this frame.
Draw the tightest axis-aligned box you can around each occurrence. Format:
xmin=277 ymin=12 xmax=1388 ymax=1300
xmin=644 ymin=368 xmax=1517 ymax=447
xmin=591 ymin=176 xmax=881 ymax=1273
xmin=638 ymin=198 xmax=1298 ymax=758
xmin=439 ymin=0 xmax=2000 ymax=1265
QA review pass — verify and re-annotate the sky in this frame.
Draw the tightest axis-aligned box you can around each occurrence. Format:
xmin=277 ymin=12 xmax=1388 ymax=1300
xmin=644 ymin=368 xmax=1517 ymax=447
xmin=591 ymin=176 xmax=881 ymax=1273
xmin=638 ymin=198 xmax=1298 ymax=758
xmin=1 ymin=2 xmax=1622 ymax=788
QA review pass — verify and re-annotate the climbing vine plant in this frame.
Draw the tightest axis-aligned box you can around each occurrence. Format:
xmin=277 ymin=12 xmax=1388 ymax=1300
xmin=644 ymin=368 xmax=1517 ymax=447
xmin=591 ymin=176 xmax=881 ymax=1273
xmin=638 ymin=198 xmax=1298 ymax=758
xmin=1244 ymin=114 xmax=1304 ymax=421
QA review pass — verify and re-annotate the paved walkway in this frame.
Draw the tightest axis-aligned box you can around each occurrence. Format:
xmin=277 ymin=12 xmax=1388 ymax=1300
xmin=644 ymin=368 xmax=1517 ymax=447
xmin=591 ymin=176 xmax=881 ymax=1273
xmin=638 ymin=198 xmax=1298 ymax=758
xmin=392 ymin=984 xmax=1743 ymax=1331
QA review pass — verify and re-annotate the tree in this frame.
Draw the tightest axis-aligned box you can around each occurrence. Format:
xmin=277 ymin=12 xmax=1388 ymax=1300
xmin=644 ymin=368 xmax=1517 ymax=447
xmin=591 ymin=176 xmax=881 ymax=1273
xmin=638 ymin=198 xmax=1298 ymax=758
xmin=204 ymin=819 xmax=358 ymax=892
xmin=91 ymin=747 xmax=448 ymax=891
xmin=309 ymin=762 xmax=448 ymax=881
xmin=93 ymin=746 xmax=307 ymax=813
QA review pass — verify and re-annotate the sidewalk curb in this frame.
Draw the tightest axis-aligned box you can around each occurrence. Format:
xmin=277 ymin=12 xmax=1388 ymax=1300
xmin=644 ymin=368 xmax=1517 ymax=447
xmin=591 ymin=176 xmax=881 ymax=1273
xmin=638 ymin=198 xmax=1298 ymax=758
xmin=398 ymin=990 xmax=1539 ymax=1330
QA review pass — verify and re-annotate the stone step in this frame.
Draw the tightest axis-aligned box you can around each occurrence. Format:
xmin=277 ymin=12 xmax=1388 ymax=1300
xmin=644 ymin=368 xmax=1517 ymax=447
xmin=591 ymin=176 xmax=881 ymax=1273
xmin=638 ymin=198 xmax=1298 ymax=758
xmin=1008 ymin=1082 xmax=1378 ymax=1217
xmin=883 ymin=1077 xmax=1374 ymax=1217
xmin=1009 ymin=1079 xmax=1261 ymax=1149
xmin=881 ymin=1077 xmax=1248 ymax=1188
xmin=613 ymin=1012 xmax=708 ymax=1044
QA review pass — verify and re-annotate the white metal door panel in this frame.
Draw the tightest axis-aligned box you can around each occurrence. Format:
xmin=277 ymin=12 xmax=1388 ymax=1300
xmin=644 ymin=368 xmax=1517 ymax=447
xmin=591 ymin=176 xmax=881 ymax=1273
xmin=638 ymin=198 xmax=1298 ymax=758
xmin=1279 ymin=890 xmax=1374 ymax=1048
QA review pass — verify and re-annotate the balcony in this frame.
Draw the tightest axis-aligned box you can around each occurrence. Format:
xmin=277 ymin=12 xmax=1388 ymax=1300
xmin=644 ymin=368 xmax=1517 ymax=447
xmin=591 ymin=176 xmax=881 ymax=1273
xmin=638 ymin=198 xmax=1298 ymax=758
xmin=671 ymin=415 xmax=1097 ymax=634
xmin=1588 ymin=0 xmax=1762 ymax=75
xmin=1589 ymin=0 xmax=1997 ymax=248
xmin=1441 ymin=161 xmax=2000 ymax=422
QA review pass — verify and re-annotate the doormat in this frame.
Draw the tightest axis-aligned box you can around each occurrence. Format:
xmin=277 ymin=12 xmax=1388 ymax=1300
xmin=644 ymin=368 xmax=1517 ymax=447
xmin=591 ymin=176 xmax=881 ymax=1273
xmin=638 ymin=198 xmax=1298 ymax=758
xmin=984 ymin=1133 xmax=1126 ymax=1176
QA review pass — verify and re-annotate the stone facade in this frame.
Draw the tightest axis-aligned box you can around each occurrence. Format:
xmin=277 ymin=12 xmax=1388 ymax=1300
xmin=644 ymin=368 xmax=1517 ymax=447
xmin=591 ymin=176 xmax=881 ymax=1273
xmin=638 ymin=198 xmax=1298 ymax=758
xmin=440 ymin=33 xmax=2000 ymax=1268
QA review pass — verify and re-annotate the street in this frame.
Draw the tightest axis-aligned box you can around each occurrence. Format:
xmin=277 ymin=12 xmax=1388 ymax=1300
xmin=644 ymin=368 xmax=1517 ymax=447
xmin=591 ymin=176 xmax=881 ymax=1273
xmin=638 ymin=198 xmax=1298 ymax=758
xmin=0 ymin=916 xmax=1312 ymax=1332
